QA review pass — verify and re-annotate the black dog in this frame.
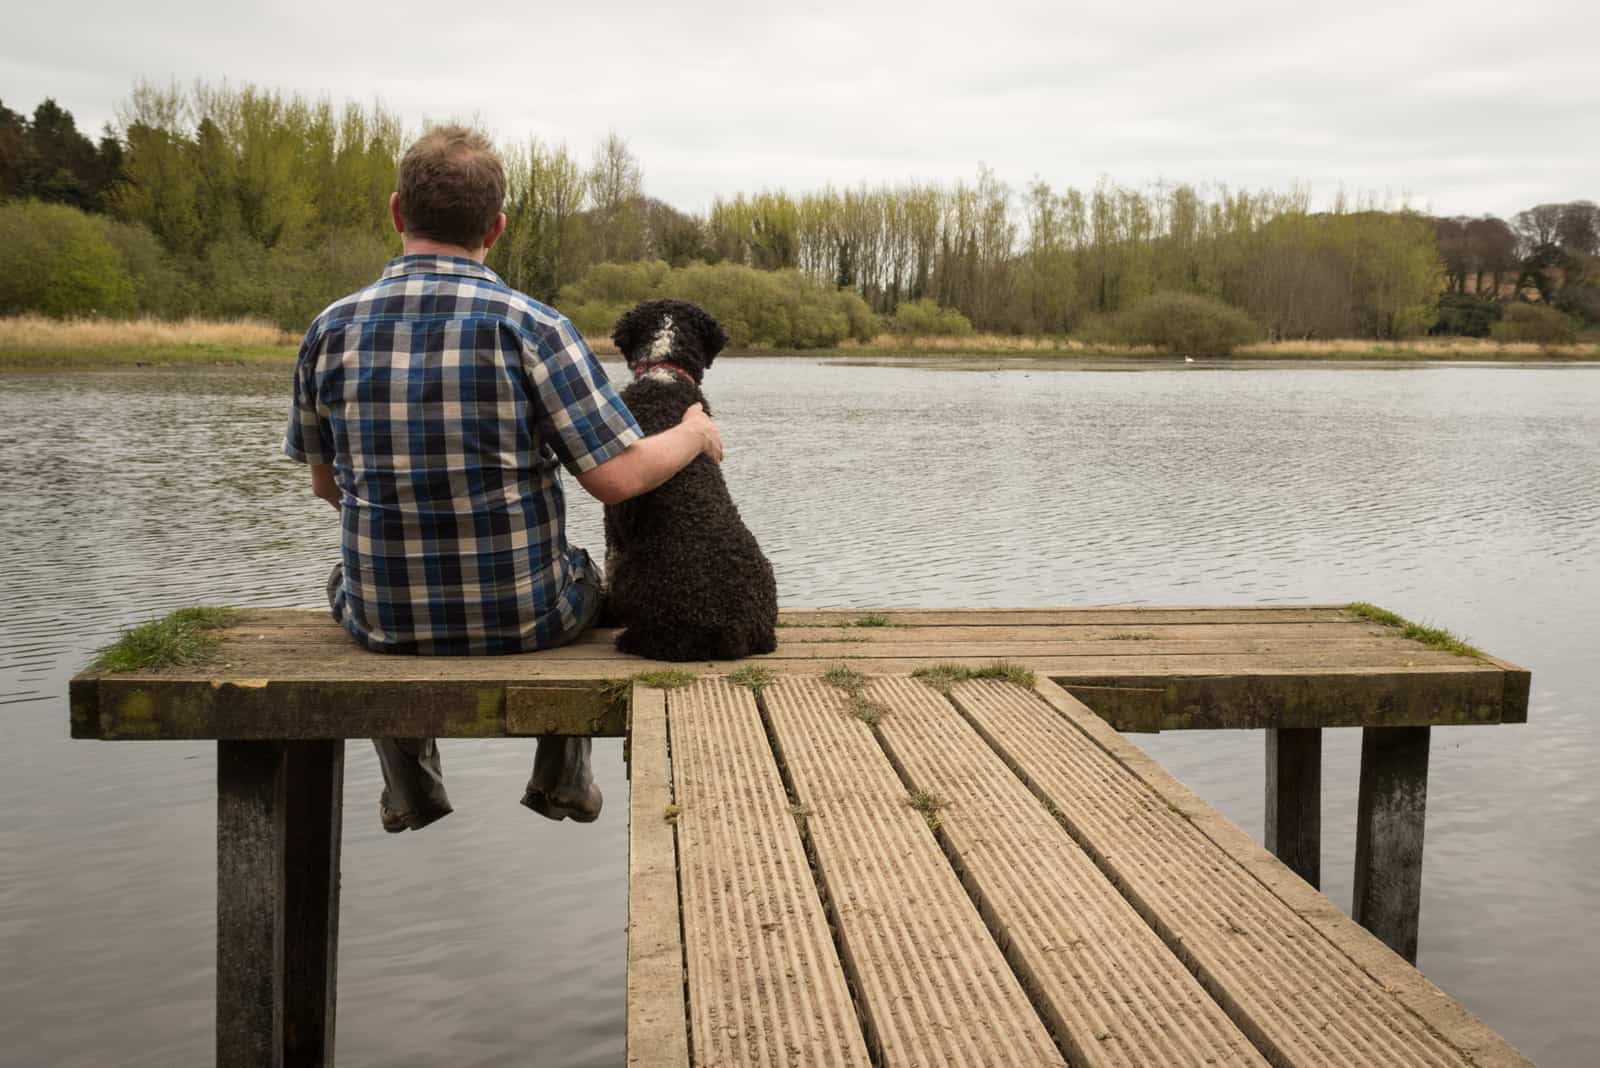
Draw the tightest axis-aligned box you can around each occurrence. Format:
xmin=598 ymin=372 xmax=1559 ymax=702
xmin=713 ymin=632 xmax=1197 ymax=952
xmin=604 ymin=299 xmax=778 ymax=661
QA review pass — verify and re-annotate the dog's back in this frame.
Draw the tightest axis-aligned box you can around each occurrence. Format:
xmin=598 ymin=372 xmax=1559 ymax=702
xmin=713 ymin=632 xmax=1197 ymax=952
xmin=603 ymin=301 xmax=777 ymax=662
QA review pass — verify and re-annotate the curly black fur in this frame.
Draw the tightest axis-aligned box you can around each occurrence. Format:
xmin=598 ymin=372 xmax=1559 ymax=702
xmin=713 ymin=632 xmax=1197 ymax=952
xmin=604 ymin=299 xmax=777 ymax=662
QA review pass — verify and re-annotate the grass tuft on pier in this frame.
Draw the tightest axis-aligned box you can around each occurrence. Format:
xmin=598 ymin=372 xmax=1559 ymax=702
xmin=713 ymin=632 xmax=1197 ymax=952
xmin=823 ymin=664 xmax=868 ymax=692
xmin=1346 ymin=603 xmax=1484 ymax=658
xmin=904 ymin=788 xmax=945 ymax=831
xmin=728 ymin=665 xmax=777 ymax=693
xmin=91 ymin=606 xmax=240 ymax=673
xmin=632 ymin=668 xmax=699 ymax=690
xmin=912 ymin=662 xmax=1037 ymax=693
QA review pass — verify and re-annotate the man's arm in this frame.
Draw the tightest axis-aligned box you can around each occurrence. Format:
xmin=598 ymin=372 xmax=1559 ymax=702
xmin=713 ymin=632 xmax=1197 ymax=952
xmin=576 ymin=403 xmax=723 ymax=506
xmin=309 ymin=463 xmax=341 ymax=510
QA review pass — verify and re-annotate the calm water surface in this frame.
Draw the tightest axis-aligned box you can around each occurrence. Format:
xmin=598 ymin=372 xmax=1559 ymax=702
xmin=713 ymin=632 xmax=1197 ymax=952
xmin=2 ymin=358 xmax=1596 ymax=1066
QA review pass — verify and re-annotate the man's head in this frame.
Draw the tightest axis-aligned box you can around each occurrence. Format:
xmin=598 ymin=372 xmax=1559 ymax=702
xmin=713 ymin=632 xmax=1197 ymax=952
xmin=391 ymin=125 xmax=507 ymax=257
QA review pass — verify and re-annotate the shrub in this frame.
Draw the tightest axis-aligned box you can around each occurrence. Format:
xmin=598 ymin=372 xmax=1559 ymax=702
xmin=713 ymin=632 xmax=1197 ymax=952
xmin=1490 ymin=302 xmax=1582 ymax=346
xmin=1431 ymin=293 xmax=1501 ymax=338
xmin=890 ymin=298 xmax=974 ymax=337
xmin=558 ymin=260 xmax=869 ymax=349
xmin=0 ymin=200 xmax=137 ymax=318
xmin=1103 ymin=291 xmax=1261 ymax=356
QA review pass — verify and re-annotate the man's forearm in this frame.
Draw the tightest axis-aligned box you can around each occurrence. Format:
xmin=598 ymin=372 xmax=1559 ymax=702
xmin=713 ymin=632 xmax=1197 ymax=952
xmin=578 ymin=423 xmax=706 ymax=505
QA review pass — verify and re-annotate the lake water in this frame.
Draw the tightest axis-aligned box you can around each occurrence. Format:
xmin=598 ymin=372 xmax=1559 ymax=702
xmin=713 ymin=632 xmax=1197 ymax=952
xmin=2 ymin=358 xmax=1596 ymax=1066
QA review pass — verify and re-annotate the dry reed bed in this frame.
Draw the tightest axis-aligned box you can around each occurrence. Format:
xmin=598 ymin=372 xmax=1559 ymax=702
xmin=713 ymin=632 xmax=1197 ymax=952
xmin=0 ymin=314 xmax=294 ymax=349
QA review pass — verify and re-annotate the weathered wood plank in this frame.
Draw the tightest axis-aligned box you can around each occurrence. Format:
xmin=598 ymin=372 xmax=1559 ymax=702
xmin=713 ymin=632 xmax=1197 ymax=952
xmin=219 ymin=621 xmax=1401 ymax=645
xmin=79 ymin=662 xmax=1512 ymax=739
xmin=868 ymin=676 xmax=1267 ymax=1068
xmin=1025 ymin=680 xmax=1533 ymax=1068
xmin=218 ymin=741 xmax=287 ymax=1068
xmin=1353 ymin=726 xmax=1431 ymax=964
xmin=670 ymin=679 xmax=868 ymax=1066
xmin=625 ymin=687 xmax=690 ymax=1068
xmin=763 ymin=677 xmax=1065 ymax=1066
xmin=1265 ymin=728 xmax=1322 ymax=888
xmin=953 ymin=678 xmax=1475 ymax=1067
xmin=778 ymin=608 xmax=1358 ymax=626
xmin=282 ymin=741 xmax=343 ymax=1068
xmin=220 ymin=636 xmax=1475 ymax=666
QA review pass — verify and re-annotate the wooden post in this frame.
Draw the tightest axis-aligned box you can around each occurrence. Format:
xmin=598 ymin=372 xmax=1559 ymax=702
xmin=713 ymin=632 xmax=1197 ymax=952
xmin=283 ymin=741 xmax=344 ymax=1067
xmin=218 ymin=740 xmax=345 ymax=1068
xmin=1353 ymin=725 xmax=1430 ymax=964
xmin=218 ymin=741 xmax=287 ymax=1067
xmin=1264 ymin=727 xmax=1322 ymax=888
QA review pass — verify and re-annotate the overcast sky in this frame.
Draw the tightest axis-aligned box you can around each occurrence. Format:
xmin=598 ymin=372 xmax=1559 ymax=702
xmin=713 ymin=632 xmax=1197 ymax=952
xmin=4 ymin=0 xmax=1596 ymax=219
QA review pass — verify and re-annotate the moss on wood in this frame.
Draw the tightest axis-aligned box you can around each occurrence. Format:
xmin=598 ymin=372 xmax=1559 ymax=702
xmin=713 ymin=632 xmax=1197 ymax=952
xmin=911 ymin=662 xmax=1037 ymax=693
xmin=728 ymin=665 xmax=777 ymax=694
xmin=1346 ymin=603 xmax=1484 ymax=658
xmin=91 ymin=607 xmax=240 ymax=673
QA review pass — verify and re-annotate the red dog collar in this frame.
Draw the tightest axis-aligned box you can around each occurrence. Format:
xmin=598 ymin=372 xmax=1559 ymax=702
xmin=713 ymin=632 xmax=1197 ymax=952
xmin=634 ymin=361 xmax=696 ymax=384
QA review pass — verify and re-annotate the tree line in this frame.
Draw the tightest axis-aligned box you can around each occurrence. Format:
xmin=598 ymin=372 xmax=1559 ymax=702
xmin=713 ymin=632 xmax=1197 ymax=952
xmin=1 ymin=83 xmax=1595 ymax=346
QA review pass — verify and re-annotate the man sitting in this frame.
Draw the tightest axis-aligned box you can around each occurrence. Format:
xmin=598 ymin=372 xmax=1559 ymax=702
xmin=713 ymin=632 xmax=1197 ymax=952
xmin=284 ymin=125 xmax=721 ymax=829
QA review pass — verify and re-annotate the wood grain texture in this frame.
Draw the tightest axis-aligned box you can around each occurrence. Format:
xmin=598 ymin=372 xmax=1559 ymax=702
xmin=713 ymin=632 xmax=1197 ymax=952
xmin=625 ymin=688 xmax=690 ymax=1068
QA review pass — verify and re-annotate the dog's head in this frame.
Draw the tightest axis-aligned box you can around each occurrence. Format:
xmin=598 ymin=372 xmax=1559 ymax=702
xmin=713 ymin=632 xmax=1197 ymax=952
xmin=611 ymin=299 xmax=729 ymax=383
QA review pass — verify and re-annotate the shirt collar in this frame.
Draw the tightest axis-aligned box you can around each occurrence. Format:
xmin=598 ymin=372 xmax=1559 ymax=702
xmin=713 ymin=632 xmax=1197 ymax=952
xmin=381 ymin=254 xmax=505 ymax=285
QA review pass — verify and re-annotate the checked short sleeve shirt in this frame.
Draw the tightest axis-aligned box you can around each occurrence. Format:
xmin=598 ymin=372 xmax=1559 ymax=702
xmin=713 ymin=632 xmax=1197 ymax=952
xmin=284 ymin=254 xmax=642 ymax=655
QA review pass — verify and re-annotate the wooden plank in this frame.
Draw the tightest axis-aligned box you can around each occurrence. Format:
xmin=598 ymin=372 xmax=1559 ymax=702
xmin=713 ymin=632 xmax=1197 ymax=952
xmin=221 ymin=636 xmax=1475 ymax=665
xmin=1024 ymin=680 xmax=1533 ymax=1068
xmin=762 ymin=677 xmax=1064 ymax=1067
xmin=868 ymin=676 xmax=1267 ymax=1068
xmin=217 ymin=740 xmax=287 ymax=1068
xmin=282 ymin=741 xmax=343 ymax=1068
xmin=1265 ymin=728 xmax=1322 ymax=888
xmin=669 ymin=679 xmax=868 ymax=1066
xmin=957 ymin=678 xmax=1515 ymax=1068
xmin=78 ymin=661 xmax=1511 ymax=739
xmin=778 ymin=608 xmax=1358 ymax=626
xmin=1353 ymin=727 xmax=1431 ymax=964
xmin=505 ymin=686 xmax=618 ymax=735
xmin=219 ymin=621 xmax=1401 ymax=645
xmin=625 ymin=687 xmax=690 ymax=1068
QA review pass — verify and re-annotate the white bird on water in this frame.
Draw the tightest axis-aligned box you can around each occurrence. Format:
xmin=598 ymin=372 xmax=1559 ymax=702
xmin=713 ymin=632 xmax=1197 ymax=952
xmin=1184 ymin=356 xmax=1196 ymax=363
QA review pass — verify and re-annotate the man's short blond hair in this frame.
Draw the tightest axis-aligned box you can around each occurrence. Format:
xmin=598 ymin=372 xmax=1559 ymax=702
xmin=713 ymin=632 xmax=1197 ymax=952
xmin=396 ymin=125 xmax=506 ymax=249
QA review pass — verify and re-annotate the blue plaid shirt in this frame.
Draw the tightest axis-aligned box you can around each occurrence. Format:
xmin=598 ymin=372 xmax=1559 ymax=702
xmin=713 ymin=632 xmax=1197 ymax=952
xmin=285 ymin=254 xmax=642 ymax=654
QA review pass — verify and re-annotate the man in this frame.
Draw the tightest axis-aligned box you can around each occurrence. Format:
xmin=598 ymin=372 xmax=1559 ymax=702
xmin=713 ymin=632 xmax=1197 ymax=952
xmin=284 ymin=126 xmax=721 ymax=831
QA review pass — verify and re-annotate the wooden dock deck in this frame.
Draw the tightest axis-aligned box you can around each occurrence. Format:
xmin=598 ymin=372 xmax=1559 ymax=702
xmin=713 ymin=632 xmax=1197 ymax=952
xmin=68 ymin=605 xmax=1533 ymax=1066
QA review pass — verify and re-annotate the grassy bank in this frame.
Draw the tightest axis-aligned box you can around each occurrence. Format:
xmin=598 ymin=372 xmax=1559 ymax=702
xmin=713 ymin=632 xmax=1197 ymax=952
xmin=4 ymin=316 xmax=1597 ymax=369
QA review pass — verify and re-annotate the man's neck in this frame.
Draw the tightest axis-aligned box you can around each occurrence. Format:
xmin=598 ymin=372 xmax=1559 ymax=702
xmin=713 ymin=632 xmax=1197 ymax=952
xmin=400 ymin=236 xmax=486 ymax=262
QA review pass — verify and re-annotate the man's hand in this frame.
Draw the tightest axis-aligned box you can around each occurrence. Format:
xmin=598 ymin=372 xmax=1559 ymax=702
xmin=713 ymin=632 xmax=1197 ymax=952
xmin=576 ymin=404 xmax=723 ymax=505
xmin=680 ymin=402 xmax=723 ymax=464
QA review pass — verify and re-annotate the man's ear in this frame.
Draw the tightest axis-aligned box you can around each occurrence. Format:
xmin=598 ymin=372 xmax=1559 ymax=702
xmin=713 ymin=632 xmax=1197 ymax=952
xmin=481 ymin=212 xmax=507 ymax=252
xmin=389 ymin=192 xmax=405 ymax=235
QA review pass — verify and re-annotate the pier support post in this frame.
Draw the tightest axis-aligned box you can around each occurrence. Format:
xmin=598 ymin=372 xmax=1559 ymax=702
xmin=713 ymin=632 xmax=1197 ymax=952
xmin=218 ymin=740 xmax=345 ymax=1068
xmin=1264 ymin=727 xmax=1321 ymax=888
xmin=1353 ymin=726 xmax=1429 ymax=964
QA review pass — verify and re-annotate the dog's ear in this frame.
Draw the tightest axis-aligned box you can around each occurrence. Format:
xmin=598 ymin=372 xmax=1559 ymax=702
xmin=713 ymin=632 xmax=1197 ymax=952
xmin=687 ymin=304 xmax=729 ymax=367
xmin=610 ymin=302 xmax=657 ymax=366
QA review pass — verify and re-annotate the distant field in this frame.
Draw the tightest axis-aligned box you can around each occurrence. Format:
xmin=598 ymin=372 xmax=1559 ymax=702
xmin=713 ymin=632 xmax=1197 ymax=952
xmin=2 ymin=315 xmax=1595 ymax=368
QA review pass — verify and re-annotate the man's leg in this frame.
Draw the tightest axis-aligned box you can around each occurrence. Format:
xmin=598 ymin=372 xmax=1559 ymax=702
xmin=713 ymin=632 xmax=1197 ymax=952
xmin=523 ymin=571 xmax=606 ymax=823
xmin=328 ymin=563 xmax=454 ymax=833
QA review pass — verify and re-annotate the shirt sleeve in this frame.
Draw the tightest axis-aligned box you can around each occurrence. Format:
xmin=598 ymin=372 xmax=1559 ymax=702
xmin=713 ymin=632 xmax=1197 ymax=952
xmin=283 ymin=327 xmax=335 ymax=465
xmin=519 ymin=316 xmax=644 ymax=474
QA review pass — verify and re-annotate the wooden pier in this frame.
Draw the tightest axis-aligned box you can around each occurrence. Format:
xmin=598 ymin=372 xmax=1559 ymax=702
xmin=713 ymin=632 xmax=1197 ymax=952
xmin=69 ymin=605 xmax=1533 ymax=1066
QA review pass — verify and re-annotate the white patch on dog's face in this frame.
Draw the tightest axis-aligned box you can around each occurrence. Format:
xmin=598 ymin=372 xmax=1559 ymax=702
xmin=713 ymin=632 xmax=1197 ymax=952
xmin=646 ymin=316 xmax=676 ymax=361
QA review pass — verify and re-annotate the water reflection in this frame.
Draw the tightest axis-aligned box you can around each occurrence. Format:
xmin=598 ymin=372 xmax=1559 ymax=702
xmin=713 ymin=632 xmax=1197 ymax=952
xmin=2 ymin=360 xmax=1597 ymax=1065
